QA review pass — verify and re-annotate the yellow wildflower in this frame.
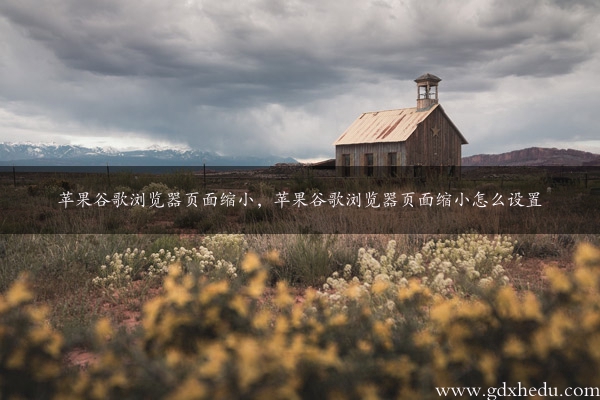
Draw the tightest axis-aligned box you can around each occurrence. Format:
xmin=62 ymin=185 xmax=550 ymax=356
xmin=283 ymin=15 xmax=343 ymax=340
xmin=168 ymin=261 xmax=183 ymax=277
xmin=328 ymin=313 xmax=348 ymax=327
xmin=356 ymin=384 xmax=380 ymax=400
xmin=478 ymin=352 xmax=498 ymax=385
xmin=328 ymin=389 xmax=349 ymax=400
xmin=245 ymin=269 xmax=267 ymax=298
xmin=446 ymin=323 xmax=471 ymax=344
xmin=574 ymin=267 xmax=596 ymax=289
xmin=229 ymin=295 xmax=248 ymax=318
xmin=33 ymin=362 xmax=61 ymax=380
xmin=166 ymin=377 xmax=207 ymax=400
xmin=588 ymin=333 xmax=600 ymax=360
xmin=165 ymin=349 xmax=183 ymax=366
xmin=382 ymin=355 xmax=416 ymax=380
xmin=241 ymin=252 xmax=261 ymax=273
xmin=91 ymin=380 xmax=108 ymax=399
xmin=236 ymin=338 xmax=262 ymax=390
xmin=458 ymin=300 xmax=491 ymax=320
xmin=274 ymin=281 xmax=294 ymax=308
xmin=496 ymin=286 xmax=521 ymax=320
xmin=274 ymin=315 xmax=289 ymax=335
xmin=357 ymin=340 xmax=373 ymax=353
xmin=522 ymin=291 xmax=543 ymax=320
xmin=95 ymin=318 xmax=113 ymax=342
xmin=5 ymin=278 xmax=33 ymax=306
xmin=534 ymin=310 xmax=574 ymax=357
xmin=252 ymin=310 xmax=271 ymax=331
xmin=545 ymin=267 xmax=572 ymax=294
xmin=264 ymin=249 xmax=282 ymax=266
xmin=198 ymin=343 xmax=228 ymax=378
xmin=199 ymin=280 xmax=229 ymax=304
xmin=448 ymin=343 xmax=469 ymax=363
xmin=372 ymin=320 xmax=393 ymax=349
xmin=547 ymin=311 xmax=574 ymax=347
xmin=6 ymin=347 xmax=26 ymax=369
xmin=397 ymin=279 xmax=423 ymax=302
xmin=413 ymin=330 xmax=435 ymax=348
xmin=317 ymin=343 xmax=341 ymax=367
xmin=28 ymin=325 xmax=50 ymax=345
xmin=344 ymin=283 xmax=362 ymax=300
xmin=430 ymin=298 xmax=458 ymax=327
xmin=204 ymin=306 xmax=221 ymax=325
xmin=143 ymin=297 xmax=163 ymax=332
xmin=280 ymin=334 xmax=304 ymax=371
xmin=582 ymin=310 xmax=600 ymax=331
xmin=503 ymin=336 xmax=527 ymax=358
xmin=371 ymin=279 xmax=389 ymax=295
xmin=45 ymin=332 xmax=64 ymax=358
xmin=575 ymin=242 xmax=600 ymax=268
xmin=182 ymin=274 xmax=195 ymax=290
xmin=304 ymin=288 xmax=318 ymax=303
xmin=290 ymin=304 xmax=304 ymax=328
xmin=432 ymin=347 xmax=448 ymax=369
xmin=98 ymin=350 xmax=120 ymax=369
xmin=108 ymin=371 xmax=128 ymax=388
xmin=26 ymin=304 xmax=49 ymax=322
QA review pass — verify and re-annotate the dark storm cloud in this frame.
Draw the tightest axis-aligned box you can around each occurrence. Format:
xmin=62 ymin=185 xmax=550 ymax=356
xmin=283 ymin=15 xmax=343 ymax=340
xmin=0 ymin=0 xmax=599 ymax=158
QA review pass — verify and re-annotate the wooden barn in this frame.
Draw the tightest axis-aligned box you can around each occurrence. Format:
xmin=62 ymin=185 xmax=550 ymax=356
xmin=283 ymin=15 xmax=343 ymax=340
xmin=333 ymin=73 xmax=468 ymax=177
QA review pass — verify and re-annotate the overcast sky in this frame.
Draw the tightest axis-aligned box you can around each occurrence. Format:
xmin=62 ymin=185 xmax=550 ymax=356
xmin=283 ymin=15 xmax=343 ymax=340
xmin=1 ymin=0 xmax=599 ymax=161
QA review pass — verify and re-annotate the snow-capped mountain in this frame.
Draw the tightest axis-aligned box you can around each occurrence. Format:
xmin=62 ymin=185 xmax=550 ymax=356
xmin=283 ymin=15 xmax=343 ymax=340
xmin=0 ymin=142 xmax=298 ymax=166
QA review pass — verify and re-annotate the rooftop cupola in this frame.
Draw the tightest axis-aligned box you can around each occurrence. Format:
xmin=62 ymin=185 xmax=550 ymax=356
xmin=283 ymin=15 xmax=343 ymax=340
xmin=415 ymin=73 xmax=441 ymax=111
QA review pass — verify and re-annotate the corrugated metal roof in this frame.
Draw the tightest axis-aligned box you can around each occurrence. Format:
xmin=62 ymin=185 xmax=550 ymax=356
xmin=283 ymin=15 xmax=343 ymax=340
xmin=333 ymin=104 xmax=437 ymax=146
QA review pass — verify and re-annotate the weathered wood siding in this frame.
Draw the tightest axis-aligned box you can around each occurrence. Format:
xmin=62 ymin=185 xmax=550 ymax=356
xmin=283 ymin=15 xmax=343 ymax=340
xmin=404 ymin=107 xmax=462 ymax=166
xmin=336 ymin=143 xmax=406 ymax=176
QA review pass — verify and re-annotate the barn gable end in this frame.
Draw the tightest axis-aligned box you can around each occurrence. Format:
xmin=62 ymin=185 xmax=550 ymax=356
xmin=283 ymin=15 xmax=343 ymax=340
xmin=333 ymin=74 xmax=467 ymax=177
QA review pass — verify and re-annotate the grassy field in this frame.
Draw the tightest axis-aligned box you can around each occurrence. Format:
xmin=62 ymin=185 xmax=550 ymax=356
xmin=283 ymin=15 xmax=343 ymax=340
xmin=1 ymin=167 xmax=599 ymax=398
xmin=1 ymin=166 xmax=598 ymax=234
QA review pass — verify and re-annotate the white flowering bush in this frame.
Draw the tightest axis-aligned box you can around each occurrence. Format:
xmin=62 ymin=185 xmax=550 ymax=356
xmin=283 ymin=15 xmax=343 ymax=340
xmin=92 ymin=235 xmax=247 ymax=292
xmin=322 ymin=234 xmax=517 ymax=305
xmin=201 ymin=234 xmax=248 ymax=267
xmin=92 ymin=247 xmax=146 ymax=290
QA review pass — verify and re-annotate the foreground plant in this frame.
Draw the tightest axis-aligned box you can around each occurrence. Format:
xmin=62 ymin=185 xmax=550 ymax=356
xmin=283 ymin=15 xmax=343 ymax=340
xmin=428 ymin=242 xmax=600 ymax=391
xmin=0 ymin=275 xmax=63 ymax=399
xmin=2 ymin=239 xmax=600 ymax=399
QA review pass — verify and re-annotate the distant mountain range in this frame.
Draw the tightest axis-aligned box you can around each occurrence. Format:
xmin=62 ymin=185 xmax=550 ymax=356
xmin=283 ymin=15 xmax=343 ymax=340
xmin=462 ymin=147 xmax=600 ymax=166
xmin=0 ymin=143 xmax=298 ymax=166
xmin=2 ymin=143 xmax=598 ymax=168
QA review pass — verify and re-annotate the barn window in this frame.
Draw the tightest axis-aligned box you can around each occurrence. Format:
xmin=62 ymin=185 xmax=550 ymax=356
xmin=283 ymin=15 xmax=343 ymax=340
xmin=365 ymin=153 xmax=374 ymax=177
xmin=388 ymin=152 xmax=398 ymax=177
xmin=342 ymin=154 xmax=351 ymax=177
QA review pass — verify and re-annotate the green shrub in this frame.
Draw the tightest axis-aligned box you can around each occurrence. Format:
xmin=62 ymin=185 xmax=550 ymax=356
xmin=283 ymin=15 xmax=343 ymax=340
xmin=275 ymin=234 xmax=335 ymax=286
xmin=129 ymin=206 xmax=155 ymax=230
xmin=173 ymin=208 xmax=204 ymax=229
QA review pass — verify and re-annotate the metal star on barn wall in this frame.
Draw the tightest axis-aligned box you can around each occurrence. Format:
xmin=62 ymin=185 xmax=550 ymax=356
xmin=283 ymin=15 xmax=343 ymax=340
xmin=431 ymin=126 xmax=440 ymax=137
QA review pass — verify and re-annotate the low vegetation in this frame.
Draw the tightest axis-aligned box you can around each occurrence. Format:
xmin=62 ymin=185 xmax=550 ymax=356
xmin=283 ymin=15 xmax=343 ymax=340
xmin=1 ymin=168 xmax=599 ymax=398
xmin=1 ymin=233 xmax=600 ymax=399
xmin=1 ymin=167 xmax=599 ymax=234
